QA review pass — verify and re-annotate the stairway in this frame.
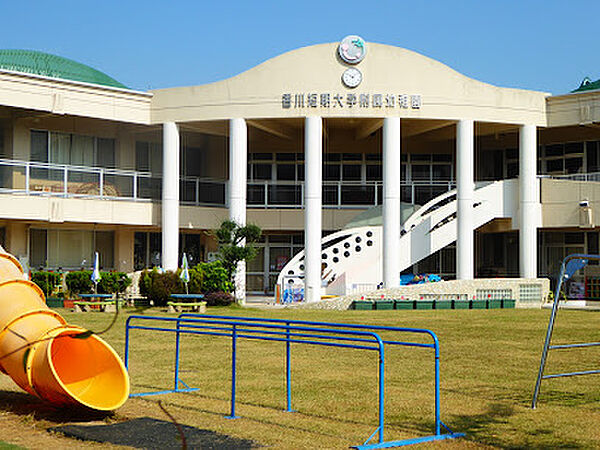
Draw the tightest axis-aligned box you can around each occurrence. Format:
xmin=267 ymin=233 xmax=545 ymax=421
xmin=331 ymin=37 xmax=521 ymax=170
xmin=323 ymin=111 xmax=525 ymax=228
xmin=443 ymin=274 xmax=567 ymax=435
xmin=277 ymin=179 xmax=519 ymax=299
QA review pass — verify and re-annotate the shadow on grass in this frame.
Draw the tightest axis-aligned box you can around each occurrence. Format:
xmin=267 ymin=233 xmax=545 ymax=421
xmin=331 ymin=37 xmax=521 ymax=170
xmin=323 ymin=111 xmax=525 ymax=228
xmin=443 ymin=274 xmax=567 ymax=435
xmin=0 ymin=389 xmax=111 ymax=424
xmin=445 ymin=403 xmax=583 ymax=449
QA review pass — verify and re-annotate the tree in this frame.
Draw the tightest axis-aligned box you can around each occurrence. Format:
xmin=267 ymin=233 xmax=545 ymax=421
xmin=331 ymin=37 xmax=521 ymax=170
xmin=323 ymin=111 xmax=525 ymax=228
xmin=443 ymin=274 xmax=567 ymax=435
xmin=215 ymin=220 xmax=262 ymax=299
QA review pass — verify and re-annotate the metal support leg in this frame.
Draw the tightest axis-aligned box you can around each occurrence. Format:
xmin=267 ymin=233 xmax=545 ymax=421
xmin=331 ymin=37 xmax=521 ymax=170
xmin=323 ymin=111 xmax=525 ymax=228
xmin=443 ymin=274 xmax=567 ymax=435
xmin=226 ymin=324 xmax=239 ymax=419
xmin=532 ymin=265 xmax=565 ymax=408
xmin=286 ymin=321 xmax=294 ymax=412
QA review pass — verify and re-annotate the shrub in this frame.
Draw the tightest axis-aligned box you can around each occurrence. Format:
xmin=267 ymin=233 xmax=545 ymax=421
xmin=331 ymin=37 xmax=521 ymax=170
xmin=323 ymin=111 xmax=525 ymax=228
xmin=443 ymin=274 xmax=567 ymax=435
xmin=31 ymin=271 xmax=62 ymax=297
xmin=203 ymin=291 xmax=234 ymax=307
xmin=65 ymin=270 xmax=93 ymax=295
xmin=195 ymin=261 xmax=233 ymax=293
xmin=138 ymin=269 xmax=183 ymax=306
xmin=98 ymin=272 xmax=132 ymax=294
xmin=65 ymin=270 xmax=132 ymax=296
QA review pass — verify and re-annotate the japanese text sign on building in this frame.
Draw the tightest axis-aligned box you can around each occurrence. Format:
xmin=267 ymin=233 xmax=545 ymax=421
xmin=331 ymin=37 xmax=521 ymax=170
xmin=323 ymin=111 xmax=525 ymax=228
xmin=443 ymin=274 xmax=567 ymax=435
xmin=281 ymin=93 xmax=421 ymax=109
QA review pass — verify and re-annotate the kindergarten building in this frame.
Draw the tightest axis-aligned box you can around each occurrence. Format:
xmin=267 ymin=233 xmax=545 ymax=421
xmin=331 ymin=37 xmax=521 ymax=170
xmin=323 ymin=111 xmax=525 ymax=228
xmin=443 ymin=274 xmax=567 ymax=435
xmin=0 ymin=37 xmax=599 ymax=302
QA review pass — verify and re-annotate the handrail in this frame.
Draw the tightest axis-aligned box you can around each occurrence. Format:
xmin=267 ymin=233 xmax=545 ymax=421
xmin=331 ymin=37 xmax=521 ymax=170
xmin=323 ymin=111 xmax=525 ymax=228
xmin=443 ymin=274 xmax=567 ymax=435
xmin=124 ymin=314 xmax=463 ymax=448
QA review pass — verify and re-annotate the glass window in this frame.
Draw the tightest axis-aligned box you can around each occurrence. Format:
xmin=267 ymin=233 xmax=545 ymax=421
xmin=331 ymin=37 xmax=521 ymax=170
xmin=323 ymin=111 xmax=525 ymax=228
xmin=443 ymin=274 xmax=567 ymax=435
xmin=432 ymin=165 xmax=451 ymax=180
xmin=411 ymin=154 xmax=431 ymax=162
xmin=95 ymin=231 xmax=114 ymax=269
xmin=324 ymin=164 xmax=340 ymax=181
xmin=432 ymin=154 xmax=452 ymax=162
xmin=565 ymin=142 xmax=583 ymax=155
xmin=70 ymin=135 xmax=95 ymax=167
xmin=149 ymin=232 xmax=161 ymax=266
xmin=134 ymin=232 xmax=147 ymax=270
xmin=365 ymin=153 xmax=382 ymax=161
xmin=565 ymin=232 xmax=584 ymax=245
xmin=545 ymin=144 xmax=563 ymax=157
xmin=253 ymin=164 xmax=272 ymax=180
xmin=546 ymin=159 xmax=564 ymax=173
xmin=587 ymin=141 xmax=598 ymax=172
xmin=411 ymin=165 xmax=430 ymax=181
xmin=250 ymin=153 xmax=272 ymax=161
xmin=30 ymin=229 xmax=47 ymax=268
xmin=49 ymin=132 xmax=71 ymax=165
xmin=324 ymin=153 xmax=340 ymax=162
xmin=342 ymin=153 xmax=362 ymax=161
xmin=342 ymin=164 xmax=361 ymax=181
xmin=97 ymin=138 xmax=115 ymax=168
xmin=135 ymin=142 xmax=150 ymax=172
xmin=565 ymin=157 xmax=583 ymax=174
xmin=505 ymin=148 xmax=518 ymax=159
xmin=247 ymin=247 xmax=264 ymax=272
xmin=366 ymin=164 xmax=382 ymax=180
xmin=276 ymin=164 xmax=296 ymax=180
xmin=269 ymin=247 xmax=291 ymax=272
xmin=276 ymin=153 xmax=295 ymax=161
xmin=31 ymin=131 xmax=48 ymax=163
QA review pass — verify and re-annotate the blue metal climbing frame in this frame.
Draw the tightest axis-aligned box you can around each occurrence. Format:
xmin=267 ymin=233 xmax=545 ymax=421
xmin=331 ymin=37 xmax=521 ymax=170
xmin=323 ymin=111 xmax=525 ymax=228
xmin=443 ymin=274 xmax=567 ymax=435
xmin=124 ymin=314 xmax=463 ymax=448
xmin=532 ymin=253 xmax=600 ymax=408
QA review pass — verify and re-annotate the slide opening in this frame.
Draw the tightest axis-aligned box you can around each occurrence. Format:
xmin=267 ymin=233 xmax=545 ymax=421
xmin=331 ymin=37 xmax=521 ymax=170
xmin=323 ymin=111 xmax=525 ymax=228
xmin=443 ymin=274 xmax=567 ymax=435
xmin=48 ymin=330 xmax=129 ymax=410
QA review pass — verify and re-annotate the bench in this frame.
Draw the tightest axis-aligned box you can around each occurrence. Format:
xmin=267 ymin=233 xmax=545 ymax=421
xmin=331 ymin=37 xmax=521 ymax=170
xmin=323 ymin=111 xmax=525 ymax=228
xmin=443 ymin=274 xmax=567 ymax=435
xmin=167 ymin=294 xmax=206 ymax=313
xmin=167 ymin=301 xmax=207 ymax=313
xmin=74 ymin=294 xmax=119 ymax=312
xmin=73 ymin=300 xmax=122 ymax=312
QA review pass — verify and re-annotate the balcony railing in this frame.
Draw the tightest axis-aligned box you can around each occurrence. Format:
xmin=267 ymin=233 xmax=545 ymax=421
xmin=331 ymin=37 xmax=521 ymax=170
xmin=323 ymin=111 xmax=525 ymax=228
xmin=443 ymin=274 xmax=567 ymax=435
xmin=247 ymin=180 xmax=455 ymax=208
xmin=0 ymin=158 xmax=455 ymax=208
xmin=0 ymin=158 xmax=225 ymax=205
xmin=548 ymin=172 xmax=600 ymax=182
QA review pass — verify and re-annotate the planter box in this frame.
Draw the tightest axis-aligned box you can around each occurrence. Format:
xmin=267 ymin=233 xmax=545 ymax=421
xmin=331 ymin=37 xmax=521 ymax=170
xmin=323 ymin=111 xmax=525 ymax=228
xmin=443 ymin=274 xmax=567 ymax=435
xmin=394 ymin=300 xmax=414 ymax=310
xmin=453 ymin=301 xmax=470 ymax=309
xmin=46 ymin=297 xmax=63 ymax=308
xmin=435 ymin=300 xmax=453 ymax=310
xmin=415 ymin=300 xmax=434 ymax=310
xmin=502 ymin=299 xmax=516 ymax=309
xmin=488 ymin=299 xmax=502 ymax=309
xmin=471 ymin=300 xmax=488 ymax=309
xmin=134 ymin=298 xmax=151 ymax=308
xmin=353 ymin=301 xmax=374 ymax=310
xmin=374 ymin=300 xmax=395 ymax=310
xmin=63 ymin=299 xmax=75 ymax=308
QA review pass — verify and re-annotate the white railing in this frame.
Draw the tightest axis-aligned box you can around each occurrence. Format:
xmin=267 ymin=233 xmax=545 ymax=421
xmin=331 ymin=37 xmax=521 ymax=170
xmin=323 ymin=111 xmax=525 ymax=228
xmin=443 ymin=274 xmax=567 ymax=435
xmin=0 ymin=158 xmax=226 ymax=205
xmin=548 ymin=172 xmax=600 ymax=182
xmin=247 ymin=180 xmax=455 ymax=209
xmin=0 ymin=158 xmax=457 ymax=208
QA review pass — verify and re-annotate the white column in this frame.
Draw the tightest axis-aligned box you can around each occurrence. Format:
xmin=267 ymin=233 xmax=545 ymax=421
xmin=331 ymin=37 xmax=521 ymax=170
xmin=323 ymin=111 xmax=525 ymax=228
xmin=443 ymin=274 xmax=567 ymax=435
xmin=383 ymin=117 xmax=401 ymax=288
xmin=162 ymin=122 xmax=180 ymax=271
xmin=456 ymin=120 xmax=474 ymax=280
xmin=304 ymin=116 xmax=322 ymax=303
xmin=229 ymin=118 xmax=248 ymax=303
xmin=520 ymin=124 xmax=538 ymax=278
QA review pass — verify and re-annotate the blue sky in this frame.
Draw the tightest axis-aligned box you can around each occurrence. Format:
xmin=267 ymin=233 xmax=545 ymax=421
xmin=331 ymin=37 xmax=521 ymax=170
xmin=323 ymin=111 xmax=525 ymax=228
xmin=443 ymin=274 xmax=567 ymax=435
xmin=1 ymin=1 xmax=598 ymax=94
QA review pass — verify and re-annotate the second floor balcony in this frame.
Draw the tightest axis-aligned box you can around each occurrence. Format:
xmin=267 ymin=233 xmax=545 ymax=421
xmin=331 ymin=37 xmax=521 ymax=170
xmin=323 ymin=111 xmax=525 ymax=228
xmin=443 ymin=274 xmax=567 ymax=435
xmin=0 ymin=158 xmax=457 ymax=209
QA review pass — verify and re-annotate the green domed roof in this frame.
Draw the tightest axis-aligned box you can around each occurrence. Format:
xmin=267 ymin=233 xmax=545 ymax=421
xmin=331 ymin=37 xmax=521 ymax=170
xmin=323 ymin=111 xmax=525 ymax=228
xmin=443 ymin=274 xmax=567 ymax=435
xmin=0 ymin=49 xmax=128 ymax=89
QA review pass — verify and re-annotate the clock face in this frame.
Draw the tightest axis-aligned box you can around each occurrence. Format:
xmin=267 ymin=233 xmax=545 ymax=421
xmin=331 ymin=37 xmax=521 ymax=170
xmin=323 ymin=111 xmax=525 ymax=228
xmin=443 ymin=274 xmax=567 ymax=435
xmin=338 ymin=35 xmax=366 ymax=64
xmin=342 ymin=68 xmax=362 ymax=88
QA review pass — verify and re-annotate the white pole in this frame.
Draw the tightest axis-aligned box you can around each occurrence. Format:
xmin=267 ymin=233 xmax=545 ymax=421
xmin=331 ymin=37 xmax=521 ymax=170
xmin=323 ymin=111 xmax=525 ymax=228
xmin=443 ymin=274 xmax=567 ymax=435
xmin=229 ymin=118 xmax=248 ymax=304
xmin=456 ymin=119 xmax=474 ymax=280
xmin=520 ymin=124 xmax=538 ymax=278
xmin=162 ymin=122 xmax=179 ymax=272
xmin=383 ymin=117 xmax=401 ymax=288
xmin=304 ymin=116 xmax=322 ymax=303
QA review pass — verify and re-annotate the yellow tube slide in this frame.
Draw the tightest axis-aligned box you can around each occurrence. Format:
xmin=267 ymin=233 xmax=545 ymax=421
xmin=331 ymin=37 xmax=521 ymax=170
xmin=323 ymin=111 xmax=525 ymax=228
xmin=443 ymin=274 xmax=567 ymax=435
xmin=0 ymin=252 xmax=129 ymax=411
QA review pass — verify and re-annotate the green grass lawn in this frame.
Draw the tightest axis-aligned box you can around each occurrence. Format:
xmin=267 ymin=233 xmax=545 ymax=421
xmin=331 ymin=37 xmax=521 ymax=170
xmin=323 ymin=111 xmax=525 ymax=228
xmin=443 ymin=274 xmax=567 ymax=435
xmin=39 ymin=307 xmax=600 ymax=447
